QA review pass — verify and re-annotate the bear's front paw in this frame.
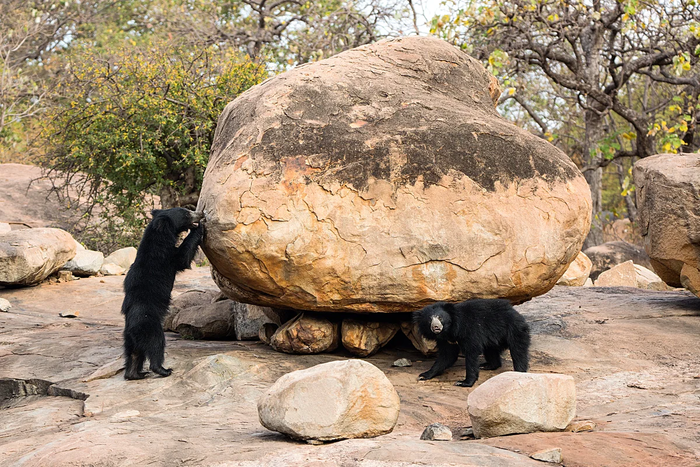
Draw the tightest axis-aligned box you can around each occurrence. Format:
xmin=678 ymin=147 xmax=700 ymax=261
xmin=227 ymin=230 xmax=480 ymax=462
xmin=454 ymin=379 xmax=476 ymax=387
xmin=418 ymin=371 xmax=434 ymax=381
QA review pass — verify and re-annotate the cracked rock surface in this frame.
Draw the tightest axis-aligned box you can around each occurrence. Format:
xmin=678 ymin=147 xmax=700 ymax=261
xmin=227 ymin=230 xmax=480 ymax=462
xmin=198 ymin=36 xmax=591 ymax=313
xmin=1 ymin=267 xmax=698 ymax=466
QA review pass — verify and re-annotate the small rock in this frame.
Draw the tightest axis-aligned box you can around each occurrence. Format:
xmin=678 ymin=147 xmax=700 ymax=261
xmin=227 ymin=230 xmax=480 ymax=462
xmin=269 ymin=313 xmax=339 ymax=354
xmin=583 ymin=241 xmax=652 ymax=280
xmin=258 ymin=360 xmax=400 ymax=442
xmin=392 ymin=358 xmax=413 ymax=367
xmin=556 ymin=251 xmax=592 ymax=286
xmin=103 ymin=247 xmax=137 ymax=270
xmin=460 ymin=427 xmax=474 ymax=439
xmin=565 ymin=420 xmax=596 ymax=432
xmin=57 ymin=270 xmax=74 ymax=282
xmin=530 ymin=447 xmax=562 ymax=463
xmin=58 ymin=311 xmax=79 ymax=318
xmin=0 ymin=298 xmax=11 ymax=312
xmin=420 ymin=423 xmax=452 ymax=441
xmin=341 ymin=319 xmax=400 ymax=357
xmin=467 ymin=371 xmax=576 ymax=438
xmin=100 ymin=263 xmax=126 ymax=276
xmin=634 ymin=264 xmax=670 ymax=290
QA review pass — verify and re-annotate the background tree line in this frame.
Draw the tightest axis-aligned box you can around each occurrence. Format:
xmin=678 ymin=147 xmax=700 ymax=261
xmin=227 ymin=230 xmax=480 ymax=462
xmin=1 ymin=0 xmax=698 ymax=251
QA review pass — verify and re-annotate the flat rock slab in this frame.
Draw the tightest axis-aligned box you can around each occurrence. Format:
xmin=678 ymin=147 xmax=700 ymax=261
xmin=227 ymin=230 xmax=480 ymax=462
xmin=0 ymin=269 xmax=698 ymax=466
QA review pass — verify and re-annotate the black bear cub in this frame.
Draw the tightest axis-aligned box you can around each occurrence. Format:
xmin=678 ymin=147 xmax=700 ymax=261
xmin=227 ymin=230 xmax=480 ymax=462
xmin=414 ymin=299 xmax=530 ymax=387
xmin=122 ymin=208 xmax=204 ymax=380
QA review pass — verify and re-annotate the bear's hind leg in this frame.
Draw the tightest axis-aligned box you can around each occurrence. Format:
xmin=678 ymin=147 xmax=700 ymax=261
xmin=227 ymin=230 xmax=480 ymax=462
xmin=147 ymin=329 xmax=172 ymax=377
xmin=480 ymin=346 xmax=502 ymax=370
xmin=124 ymin=352 xmax=148 ymax=380
xmin=508 ymin=324 xmax=530 ymax=372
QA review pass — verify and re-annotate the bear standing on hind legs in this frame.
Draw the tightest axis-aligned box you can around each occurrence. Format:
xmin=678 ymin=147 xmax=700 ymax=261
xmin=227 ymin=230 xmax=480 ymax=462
xmin=122 ymin=208 xmax=204 ymax=380
xmin=414 ymin=299 xmax=530 ymax=387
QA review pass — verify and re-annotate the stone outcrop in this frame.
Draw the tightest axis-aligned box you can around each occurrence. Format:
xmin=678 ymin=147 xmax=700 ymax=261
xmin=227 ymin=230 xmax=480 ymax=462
xmin=467 ymin=372 xmax=576 ymax=438
xmin=634 ymin=153 xmax=700 ymax=297
xmin=583 ymin=241 xmax=652 ymax=281
xmin=257 ymin=360 xmax=400 ymax=441
xmin=198 ymin=36 xmax=591 ymax=313
xmin=341 ymin=320 xmax=400 ymax=357
xmin=0 ymin=228 xmax=77 ymax=286
xmin=556 ymin=251 xmax=592 ymax=286
xmin=269 ymin=313 xmax=339 ymax=354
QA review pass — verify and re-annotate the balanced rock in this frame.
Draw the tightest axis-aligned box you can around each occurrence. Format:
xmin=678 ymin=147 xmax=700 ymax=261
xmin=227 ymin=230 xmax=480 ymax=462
xmin=198 ymin=36 xmax=591 ymax=313
xmin=584 ymin=241 xmax=652 ymax=280
xmin=269 ymin=313 xmax=339 ymax=354
xmin=341 ymin=319 xmax=400 ymax=357
xmin=62 ymin=249 xmax=104 ymax=277
xmin=467 ymin=372 xmax=576 ymax=438
xmin=257 ymin=360 xmax=400 ymax=441
xmin=556 ymin=251 xmax=592 ymax=286
xmin=634 ymin=153 xmax=700 ymax=297
xmin=0 ymin=228 xmax=77 ymax=286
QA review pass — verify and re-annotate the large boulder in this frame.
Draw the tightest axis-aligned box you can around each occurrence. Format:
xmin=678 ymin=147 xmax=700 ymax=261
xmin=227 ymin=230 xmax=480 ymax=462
xmin=583 ymin=241 xmax=652 ymax=280
xmin=257 ymin=360 xmax=400 ymax=441
xmin=634 ymin=153 xmax=700 ymax=296
xmin=0 ymin=228 xmax=77 ymax=286
xmin=467 ymin=372 xmax=576 ymax=438
xmin=198 ymin=36 xmax=591 ymax=313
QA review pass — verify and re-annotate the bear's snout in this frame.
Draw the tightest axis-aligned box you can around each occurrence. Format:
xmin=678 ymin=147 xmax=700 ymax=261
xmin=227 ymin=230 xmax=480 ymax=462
xmin=190 ymin=211 xmax=205 ymax=224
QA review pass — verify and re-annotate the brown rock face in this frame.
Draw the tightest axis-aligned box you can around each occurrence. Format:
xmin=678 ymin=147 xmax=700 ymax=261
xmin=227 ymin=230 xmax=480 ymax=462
xmin=634 ymin=153 xmax=700 ymax=296
xmin=199 ymin=36 xmax=591 ymax=313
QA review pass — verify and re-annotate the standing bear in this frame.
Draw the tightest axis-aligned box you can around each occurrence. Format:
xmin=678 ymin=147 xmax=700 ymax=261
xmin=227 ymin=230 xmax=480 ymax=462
xmin=121 ymin=208 xmax=204 ymax=380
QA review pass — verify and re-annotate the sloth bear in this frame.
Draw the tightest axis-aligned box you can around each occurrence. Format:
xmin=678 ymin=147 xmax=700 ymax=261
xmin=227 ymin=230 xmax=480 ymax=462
xmin=414 ymin=299 xmax=530 ymax=387
xmin=121 ymin=208 xmax=204 ymax=380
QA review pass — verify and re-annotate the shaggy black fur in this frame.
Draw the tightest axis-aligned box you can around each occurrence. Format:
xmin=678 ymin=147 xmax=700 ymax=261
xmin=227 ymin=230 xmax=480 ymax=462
xmin=414 ymin=299 xmax=530 ymax=387
xmin=121 ymin=208 xmax=204 ymax=380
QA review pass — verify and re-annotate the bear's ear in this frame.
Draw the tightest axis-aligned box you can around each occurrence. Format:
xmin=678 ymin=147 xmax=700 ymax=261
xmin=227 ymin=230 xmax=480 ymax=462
xmin=151 ymin=209 xmax=162 ymax=217
xmin=150 ymin=215 xmax=172 ymax=233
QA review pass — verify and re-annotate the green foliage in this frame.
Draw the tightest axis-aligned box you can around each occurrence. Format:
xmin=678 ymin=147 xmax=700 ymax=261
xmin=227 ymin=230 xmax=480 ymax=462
xmin=43 ymin=38 xmax=266 ymax=245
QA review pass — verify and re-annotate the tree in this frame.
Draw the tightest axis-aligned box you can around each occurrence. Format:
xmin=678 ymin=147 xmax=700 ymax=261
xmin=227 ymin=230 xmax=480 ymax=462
xmin=432 ymin=0 xmax=700 ymax=247
xmin=43 ymin=38 xmax=267 ymax=249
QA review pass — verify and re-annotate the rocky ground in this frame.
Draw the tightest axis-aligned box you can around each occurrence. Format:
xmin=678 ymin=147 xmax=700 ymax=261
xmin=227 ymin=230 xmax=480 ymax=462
xmin=1 ymin=267 xmax=699 ymax=466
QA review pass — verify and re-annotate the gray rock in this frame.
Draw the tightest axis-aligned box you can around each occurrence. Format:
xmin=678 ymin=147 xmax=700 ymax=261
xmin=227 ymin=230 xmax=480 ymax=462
xmin=530 ymin=447 xmax=563 ymax=463
xmin=172 ymin=301 xmax=237 ymax=340
xmin=467 ymin=372 xmax=576 ymax=438
xmin=392 ymin=358 xmax=413 ymax=367
xmin=232 ymin=303 xmax=276 ymax=340
xmin=165 ymin=289 xmax=221 ymax=332
xmin=0 ymin=228 xmax=77 ymax=286
xmin=0 ymin=297 xmax=11 ymax=312
xmin=258 ymin=360 xmax=400 ymax=442
xmin=62 ymin=249 xmax=104 ymax=277
xmin=420 ymin=423 xmax=452 ymax=441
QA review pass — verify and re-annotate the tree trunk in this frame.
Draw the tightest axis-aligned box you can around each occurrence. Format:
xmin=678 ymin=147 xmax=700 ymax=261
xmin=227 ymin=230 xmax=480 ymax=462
xmin=582 ymin=106 xmax=606 ymax=249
